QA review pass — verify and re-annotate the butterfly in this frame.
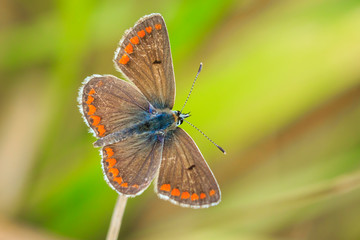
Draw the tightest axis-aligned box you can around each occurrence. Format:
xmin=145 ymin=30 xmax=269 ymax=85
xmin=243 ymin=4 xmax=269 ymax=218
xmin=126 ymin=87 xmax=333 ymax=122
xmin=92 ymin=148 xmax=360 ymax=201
xmin=78 ymin=13 xmax=222 ymax=208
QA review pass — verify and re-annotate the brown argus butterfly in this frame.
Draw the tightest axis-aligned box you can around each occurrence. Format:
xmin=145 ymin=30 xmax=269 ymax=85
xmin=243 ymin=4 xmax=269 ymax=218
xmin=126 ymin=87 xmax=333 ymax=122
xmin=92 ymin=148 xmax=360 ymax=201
xmin=78 ymin=13 xmax=224 ymax=208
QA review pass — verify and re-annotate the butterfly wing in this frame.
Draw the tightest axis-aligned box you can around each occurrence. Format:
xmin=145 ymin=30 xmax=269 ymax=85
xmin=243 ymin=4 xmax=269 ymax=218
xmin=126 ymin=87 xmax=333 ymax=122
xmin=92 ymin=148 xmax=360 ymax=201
xmin=78 ymin=74 xmax=151 ymax=138
xmin=156 ymin=128 xmax=221 ymax=208
xmin=102 ymin=134 xmax=164 ymax=196
xmin=79 ymin=75 xmax=165 ymax=196
xmin=114 ymin=13 xmax=175 ymax=109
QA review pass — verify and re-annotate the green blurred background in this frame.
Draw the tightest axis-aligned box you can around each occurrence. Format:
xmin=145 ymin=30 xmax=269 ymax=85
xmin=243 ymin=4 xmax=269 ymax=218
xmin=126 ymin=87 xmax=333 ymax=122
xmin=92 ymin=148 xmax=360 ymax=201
xmin=1 ymin=0 xmax=360 ymax=239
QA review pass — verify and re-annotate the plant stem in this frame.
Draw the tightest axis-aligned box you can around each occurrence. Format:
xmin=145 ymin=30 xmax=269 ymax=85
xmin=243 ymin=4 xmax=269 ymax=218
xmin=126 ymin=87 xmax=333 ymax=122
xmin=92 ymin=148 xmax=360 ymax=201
xmin=106 ymin=195 xmax=128 ymax=240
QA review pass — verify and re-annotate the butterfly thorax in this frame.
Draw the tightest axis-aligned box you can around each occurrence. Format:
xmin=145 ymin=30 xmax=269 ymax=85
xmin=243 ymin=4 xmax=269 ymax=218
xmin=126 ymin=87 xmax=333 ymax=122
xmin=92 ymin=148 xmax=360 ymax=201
xmin=135 ymin=109 xmax=177 ymax=134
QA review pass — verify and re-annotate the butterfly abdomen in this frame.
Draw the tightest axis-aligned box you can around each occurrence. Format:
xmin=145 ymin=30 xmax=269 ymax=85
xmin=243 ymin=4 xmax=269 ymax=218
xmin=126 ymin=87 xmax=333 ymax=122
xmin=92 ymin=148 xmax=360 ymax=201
xmin=93 ymin=128 xmax=134 ymax=147
xmin=93 ymin=110 xmax=176 ymax=147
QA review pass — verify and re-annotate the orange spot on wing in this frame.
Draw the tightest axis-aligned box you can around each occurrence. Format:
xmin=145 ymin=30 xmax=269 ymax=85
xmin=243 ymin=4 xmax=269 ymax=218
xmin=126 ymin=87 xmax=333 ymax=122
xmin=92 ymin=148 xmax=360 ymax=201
xmin=137 ymin=30 xmax=145 ymax=38
xmin=119 ymin=54 xmax=129 ymax=64
xmin=125 ymin=43 xmax=133 ymax=54
xmin=200 ymin=193 xmax=206 ymax=199
xmin=132 ymin=184 xmax=139 ymax=188
xmin=160 ymin=184 xmax=171 ymax=192
xmin=114 ymin=177 xmax=122 ymax=184
xmin=108 ymin=168 xmax=119 ymax=177
xmin=209 ymin=189 xmax=216 ymax=196
xmin=105 ymin=147 xmax=114 ymax=158
xmin=171 ymin=188 xmax=180 ymax=196
xmin=90 ymin=115 xmax=101 ymax=126
xmin=181 ymin=192 xmax=190 ymax=199
xmin=120 ymin=182 xmax=128 ymax=188
xmin=97 ymin=125 xmax=106 ymax=136
xmin=86 ymin=95 xmax=94 ymax=104
xmin=89 ymin=88 xmax=95 ymax=95
xmin=145 ymin=26 xmax=152 ymax=33
xmin=145 ymin=27 xmax=152 ymax=33
xmin=155 ymin=24 xmax=162 ymax=30
xmin=130 ymin=36 xmax=139 ymax=45
xmin=87 ymin=105 xmax=96 ymax=115
xmin=191 ymin=193 xmax=199 ymax=201
xmin=106 ymin=158 xmax=116 ymax=168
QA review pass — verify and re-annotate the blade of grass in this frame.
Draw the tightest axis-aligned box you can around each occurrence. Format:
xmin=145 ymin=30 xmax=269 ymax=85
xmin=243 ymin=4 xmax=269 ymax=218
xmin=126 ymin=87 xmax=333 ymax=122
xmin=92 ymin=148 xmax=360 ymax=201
xmin=106 ymin=195 xmax=127 ymax=240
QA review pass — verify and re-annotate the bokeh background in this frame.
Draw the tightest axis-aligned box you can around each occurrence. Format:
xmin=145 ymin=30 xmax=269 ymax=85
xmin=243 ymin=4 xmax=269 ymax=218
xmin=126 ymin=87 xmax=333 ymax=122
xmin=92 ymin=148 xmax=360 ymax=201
xmin=1 ymin=0 xmax=360 ymax=239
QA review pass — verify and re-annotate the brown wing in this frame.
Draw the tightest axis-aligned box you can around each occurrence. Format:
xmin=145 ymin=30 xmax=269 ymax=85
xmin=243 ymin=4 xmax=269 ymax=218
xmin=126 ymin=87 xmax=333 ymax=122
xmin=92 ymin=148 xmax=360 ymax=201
xmin=113 ymin=13 xmax=175 ymax=109
xmin=78 ymin=74 xmax=150 ymax=138
xmin=101 ymin=134 xmax=164 ymax=196
xmin=156 ymin=128 xmax=221 ymax=208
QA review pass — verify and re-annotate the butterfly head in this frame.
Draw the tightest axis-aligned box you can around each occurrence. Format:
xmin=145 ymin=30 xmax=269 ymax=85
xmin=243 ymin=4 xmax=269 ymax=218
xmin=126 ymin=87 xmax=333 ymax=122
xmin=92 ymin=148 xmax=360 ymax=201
xmin=173 ymin=110 xmax=190 ymax=126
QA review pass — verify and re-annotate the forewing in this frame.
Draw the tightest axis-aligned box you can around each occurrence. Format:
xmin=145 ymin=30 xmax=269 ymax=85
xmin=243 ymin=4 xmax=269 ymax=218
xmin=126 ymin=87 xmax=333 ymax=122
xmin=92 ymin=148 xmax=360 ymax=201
xmin=102 ymin=134 xmax=164 ymax=196
xmin=156 ymin=128 xmax=221 ymax=208
xmin=114 ymin=13 xmax=175 ymax=109
xmin=78 ymin=74 xmax=150 ymax=138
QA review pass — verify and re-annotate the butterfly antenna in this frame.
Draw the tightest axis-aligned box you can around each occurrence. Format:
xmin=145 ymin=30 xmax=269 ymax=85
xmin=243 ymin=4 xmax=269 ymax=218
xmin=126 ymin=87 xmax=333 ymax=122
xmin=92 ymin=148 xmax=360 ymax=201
xmin=180 ymin=63 xmax=203 ymax=113
xmin=184 ymin=120 xmax=226 ymax=154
